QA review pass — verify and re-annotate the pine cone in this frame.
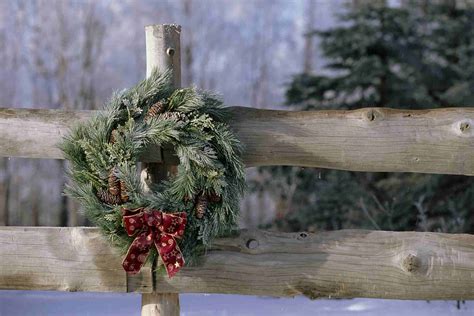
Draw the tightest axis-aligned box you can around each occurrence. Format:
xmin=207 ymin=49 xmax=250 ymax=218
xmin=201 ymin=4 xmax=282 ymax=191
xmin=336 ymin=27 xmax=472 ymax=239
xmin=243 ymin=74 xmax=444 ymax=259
xmin=145 ymin=101 xmax=166 ymax=121
xmin=195 ymin=194 xmax=208 ymax=219
xmin=108 ymin=168 xmax=120 ymax=196
xmin=208 ymin=192 xmax=221 ymax=203
xmin=109 ymin=129 xmax=120 ymax=144
xmin=120 ymin=180 xmax=129 ymax=203
xmin=97 ymin=189 xmax=122 ymax=205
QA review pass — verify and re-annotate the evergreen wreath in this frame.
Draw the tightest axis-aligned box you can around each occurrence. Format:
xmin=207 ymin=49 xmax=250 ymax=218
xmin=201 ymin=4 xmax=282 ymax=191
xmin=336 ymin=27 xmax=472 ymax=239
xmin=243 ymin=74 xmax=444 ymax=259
xmin=61 ymin=70 xmax=246 ymax=277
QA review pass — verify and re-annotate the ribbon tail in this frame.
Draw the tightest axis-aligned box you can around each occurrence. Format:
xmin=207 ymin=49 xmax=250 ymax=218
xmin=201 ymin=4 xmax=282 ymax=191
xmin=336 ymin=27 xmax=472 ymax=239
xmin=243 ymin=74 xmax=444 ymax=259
xmin=122 ymin=231 xmax=153 ymax=274
xmin=155 ymin=233 xmax=185 ymax=278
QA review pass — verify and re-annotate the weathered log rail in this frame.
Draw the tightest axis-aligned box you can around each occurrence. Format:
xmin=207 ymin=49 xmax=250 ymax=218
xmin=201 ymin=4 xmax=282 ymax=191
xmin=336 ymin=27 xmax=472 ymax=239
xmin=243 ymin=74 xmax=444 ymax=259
xmin=1 ymin=226 xmax=474 ymax=300
xmin=1 ymin=107 xmax=474 ymax=175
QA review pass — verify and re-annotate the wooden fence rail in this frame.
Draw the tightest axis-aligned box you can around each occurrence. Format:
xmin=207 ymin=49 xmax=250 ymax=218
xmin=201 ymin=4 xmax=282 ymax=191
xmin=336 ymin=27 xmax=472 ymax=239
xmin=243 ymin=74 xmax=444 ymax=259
xmin=1 ymin=226 xmax=474 ymax=300
xmin=1 ymin=107 xmax=474 ymax=175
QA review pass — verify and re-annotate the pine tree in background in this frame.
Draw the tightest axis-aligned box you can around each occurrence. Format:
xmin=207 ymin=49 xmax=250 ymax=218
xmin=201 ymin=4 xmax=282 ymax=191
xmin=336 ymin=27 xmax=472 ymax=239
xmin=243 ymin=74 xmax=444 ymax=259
xmin=254 ymin=3 xmax=474 ymax=233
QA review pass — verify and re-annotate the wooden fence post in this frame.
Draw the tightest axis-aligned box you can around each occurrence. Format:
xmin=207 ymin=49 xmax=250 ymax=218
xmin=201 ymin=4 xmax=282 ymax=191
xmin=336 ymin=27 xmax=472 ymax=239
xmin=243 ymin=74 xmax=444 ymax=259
xmin=140 ymin=24 xmax=181 ymax=316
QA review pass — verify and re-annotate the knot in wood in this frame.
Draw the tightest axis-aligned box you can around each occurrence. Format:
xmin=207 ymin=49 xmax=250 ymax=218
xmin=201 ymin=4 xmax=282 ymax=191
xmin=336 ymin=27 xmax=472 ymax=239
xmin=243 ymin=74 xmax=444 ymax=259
xmin=166 ymin=47 xmax=175 ymax=56
xmin=460 ymin=121 xmax=470 ymax=133
xmin=297 ymin=232 xmax=309 ymax=240
xmin=246 ymin=238 xmax=259 ymax=249
xmin=366 ymin=109 xmax=382 ymax=122
xmin=454 ymin=119 xmax=474 ymax=137
xmin=401 ymin=253 xmax=421 ymax=274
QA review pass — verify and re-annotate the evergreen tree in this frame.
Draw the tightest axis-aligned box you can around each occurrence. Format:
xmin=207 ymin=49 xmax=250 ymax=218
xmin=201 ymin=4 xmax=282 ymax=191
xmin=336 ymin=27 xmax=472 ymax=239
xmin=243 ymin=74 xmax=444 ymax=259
xmin=254 ymin=4 xmax=474 ymax=233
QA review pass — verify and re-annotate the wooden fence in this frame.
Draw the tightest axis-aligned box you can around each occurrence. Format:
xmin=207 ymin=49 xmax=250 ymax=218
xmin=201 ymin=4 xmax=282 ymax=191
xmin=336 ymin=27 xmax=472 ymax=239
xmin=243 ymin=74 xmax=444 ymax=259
xmin=1 ymin=24 xmax=474 ymax=315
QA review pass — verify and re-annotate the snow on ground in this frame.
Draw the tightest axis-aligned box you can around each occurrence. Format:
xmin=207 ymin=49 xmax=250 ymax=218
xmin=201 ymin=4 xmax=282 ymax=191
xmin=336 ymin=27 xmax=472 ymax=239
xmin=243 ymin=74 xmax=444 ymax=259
xmin=0 ymin=291 xmax=472 ymax=316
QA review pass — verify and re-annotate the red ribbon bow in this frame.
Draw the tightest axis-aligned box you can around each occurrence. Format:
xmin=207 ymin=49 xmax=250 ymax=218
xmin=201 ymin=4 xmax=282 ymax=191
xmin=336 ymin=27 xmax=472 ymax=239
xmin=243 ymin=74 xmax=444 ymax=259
xmin=122 ymin=208 xmax=187 ymax=277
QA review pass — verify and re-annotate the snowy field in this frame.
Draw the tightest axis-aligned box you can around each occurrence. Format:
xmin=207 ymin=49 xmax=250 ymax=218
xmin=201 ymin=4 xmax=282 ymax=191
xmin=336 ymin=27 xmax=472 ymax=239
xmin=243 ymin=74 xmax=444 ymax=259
xmin=0 ymin=291 xmax=472 ymax=316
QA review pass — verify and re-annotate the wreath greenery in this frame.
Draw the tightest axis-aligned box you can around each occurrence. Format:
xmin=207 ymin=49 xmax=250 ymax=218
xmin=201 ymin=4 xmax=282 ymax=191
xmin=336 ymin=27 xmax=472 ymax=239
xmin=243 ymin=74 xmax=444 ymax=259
xmin=61 ymin=70 xmax=245 ymax=276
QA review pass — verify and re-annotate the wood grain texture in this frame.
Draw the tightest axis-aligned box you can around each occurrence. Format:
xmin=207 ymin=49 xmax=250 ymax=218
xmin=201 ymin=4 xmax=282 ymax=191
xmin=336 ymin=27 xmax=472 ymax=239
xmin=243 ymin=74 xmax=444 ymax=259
xmin=1 ymin=227 xmax=474 ymax=300
xmin=0 ymin=108 xmax=90 ymax=160
xmin=2 ymin=107 xmax=474 ymax=175
xmin=0 ymin=226 xmax=152 ymax=293
xmin=231 ymin=107 xmax=474 ymax=174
